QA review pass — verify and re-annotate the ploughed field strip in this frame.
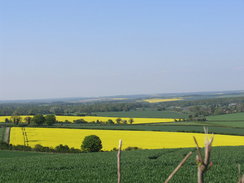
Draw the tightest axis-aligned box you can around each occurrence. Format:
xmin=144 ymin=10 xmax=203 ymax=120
xmin=0 ymin=116 xmax=177 ymax=124
xmin=10 ymin=127 xmax=244 ymax=151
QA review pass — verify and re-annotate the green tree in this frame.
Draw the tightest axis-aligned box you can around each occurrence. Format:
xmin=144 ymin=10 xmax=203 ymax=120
xmin=122 ymin=120 xmax=127 ymax=124
xmin=24 ymin=117 xmax=32 ymax=125
xmin=10 ymin=116 xmax=22 ymax=125
xmin=129 ymin=118 xmax=134 ymax=124
xmin=116 ymin=118 xmax=122 ymax=124
xmin=32 ymin=114 xmax=45 ymax=126
xmin=188 ymin=115 xmax=193 ymax=121
xmin=5 ymin=118 xmax=10 ymax=123
xmin=106 ymin=119 xmax=114 ymax=125
xmin=73 ymin=119 xmax=87 ymax=124
xmin=81 ymin=135 xmax=102 ymax=152
xmin=45 ymin=114 xmax=56 ymax=126
xmin=55 ymin=144 xmax=70 ymax=153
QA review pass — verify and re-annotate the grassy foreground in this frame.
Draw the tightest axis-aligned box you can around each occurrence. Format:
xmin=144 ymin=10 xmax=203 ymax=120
xmin=0 ymin=146 xmax=243 ymax=182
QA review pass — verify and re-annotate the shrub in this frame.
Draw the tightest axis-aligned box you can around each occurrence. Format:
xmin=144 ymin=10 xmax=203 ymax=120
xmin=12 ymin=145 xmax=32 ymax=151
xmin=111 ymin=147 xmax=118 ymax=151
xmin=73 ymin=119 xmax=88 ymax=124
xmin=55 ymin=144 xmax=70 ymax=153
xmin=64 ymin=120 xmax=72 ymax=124
xmin=0 ymin=142 xmax=10 ymax=150
xmin=69 ymin=147 xmax=81 ymax=153
xmin=81 ymin=135 xmax=102 ymax=152
xmin=34 ymin=144 xmax=53 ymax=152
xmin=124 ymin=146 xmax=141 ymax=151
xmin=106 ymin=119 xmax=114 ymax=125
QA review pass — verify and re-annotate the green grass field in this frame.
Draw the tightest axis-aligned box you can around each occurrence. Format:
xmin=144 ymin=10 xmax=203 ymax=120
xmin=0 ymin=146 xmax=243 ymax=182
xmin=94 ymin=110 xmax=188 ymax=118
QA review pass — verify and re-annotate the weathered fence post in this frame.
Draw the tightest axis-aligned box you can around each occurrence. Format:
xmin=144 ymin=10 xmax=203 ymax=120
xmin=193 ymin=127 xmax=214 ymax=183
xmin=238 ymin=164 xmax=244 ymax=183
xmin=117 ymin=139 xmax=122 ymax=183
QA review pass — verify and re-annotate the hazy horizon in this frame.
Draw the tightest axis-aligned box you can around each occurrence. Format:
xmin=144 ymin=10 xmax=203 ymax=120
xmin=1 ymin=0 xmax=244 ymax=100
xmin=0 ymin=89 xmax=244 ymax=102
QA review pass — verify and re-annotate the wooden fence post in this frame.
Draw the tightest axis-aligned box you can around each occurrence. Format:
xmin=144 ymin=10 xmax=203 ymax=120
xmin=117 ymin=139 xmax=122 ymax=183
xmin=193 ymin=128 xmax=214 ymax=183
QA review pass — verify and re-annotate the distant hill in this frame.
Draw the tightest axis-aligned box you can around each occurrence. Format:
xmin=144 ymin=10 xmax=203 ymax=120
xmin=1 ymin=90 xmax=244 ymax=104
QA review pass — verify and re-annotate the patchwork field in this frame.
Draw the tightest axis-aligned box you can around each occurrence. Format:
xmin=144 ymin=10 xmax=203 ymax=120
xmin=0 ymin=115 xmax=177 ymax=124
xmin=10 ymin=127 xmax=244 ymax=151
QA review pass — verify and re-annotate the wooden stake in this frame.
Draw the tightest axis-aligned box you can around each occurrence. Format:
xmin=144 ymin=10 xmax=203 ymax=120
xmin=194 ymin=128 xmax=214 ymax=183
xmin=193 ymin=136 xmax=203 ymax=163
xmin=238 ymin=164 xmax=244 ymax=183
xmin=117 ymin=139 xmax=122 ymax=183
xmin=164 ymin=151 xmax=193 ymax=183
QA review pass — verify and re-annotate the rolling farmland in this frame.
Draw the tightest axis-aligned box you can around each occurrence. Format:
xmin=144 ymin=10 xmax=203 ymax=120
xmin=1 ymin=0 xmax=244 ymax=181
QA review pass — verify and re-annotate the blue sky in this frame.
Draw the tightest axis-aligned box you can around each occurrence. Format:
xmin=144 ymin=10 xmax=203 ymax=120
xmin=0 ymin=0 xmax=244 ymax=100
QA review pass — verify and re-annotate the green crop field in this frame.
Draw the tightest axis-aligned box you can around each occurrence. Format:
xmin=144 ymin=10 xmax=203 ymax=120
xmin=94 ymin=109 xmax=188 ymax=119
xmin=0 ymin=127 xmax=5 ymax=142
xmin=205 ymin=121 xmax=244 ymax=128
xmin=0 ymin=146 xmax=243 ymax=182
xmin=206 ymin=113 xmax=244 ymax=128
xmin=207 ymin=112 xmax=244 ymax=121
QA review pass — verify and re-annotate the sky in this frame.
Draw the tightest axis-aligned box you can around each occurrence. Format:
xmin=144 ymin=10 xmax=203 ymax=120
xmin=0 ymin=0 xmax=244 ymax=100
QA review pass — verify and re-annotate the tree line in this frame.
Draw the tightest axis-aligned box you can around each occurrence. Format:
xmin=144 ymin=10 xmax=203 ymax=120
xmin=0 ymin=102 xmax=147 ymax=116
xmin=1 ymin=96 xmax=244 ymax=118
xmin=5 ymin=115 xmax=135 ymax=126
xmin=6 ymin=114 xmax=56 ymax=126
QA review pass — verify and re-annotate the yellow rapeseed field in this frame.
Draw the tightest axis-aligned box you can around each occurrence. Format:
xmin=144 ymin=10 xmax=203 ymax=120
xmin=0 ymin=115 xmax=176 ymax=124
xmin=10 ymin=127 xmax=244 ymax=151
xmin=144 ymin=98 xmax=183 ymax=103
